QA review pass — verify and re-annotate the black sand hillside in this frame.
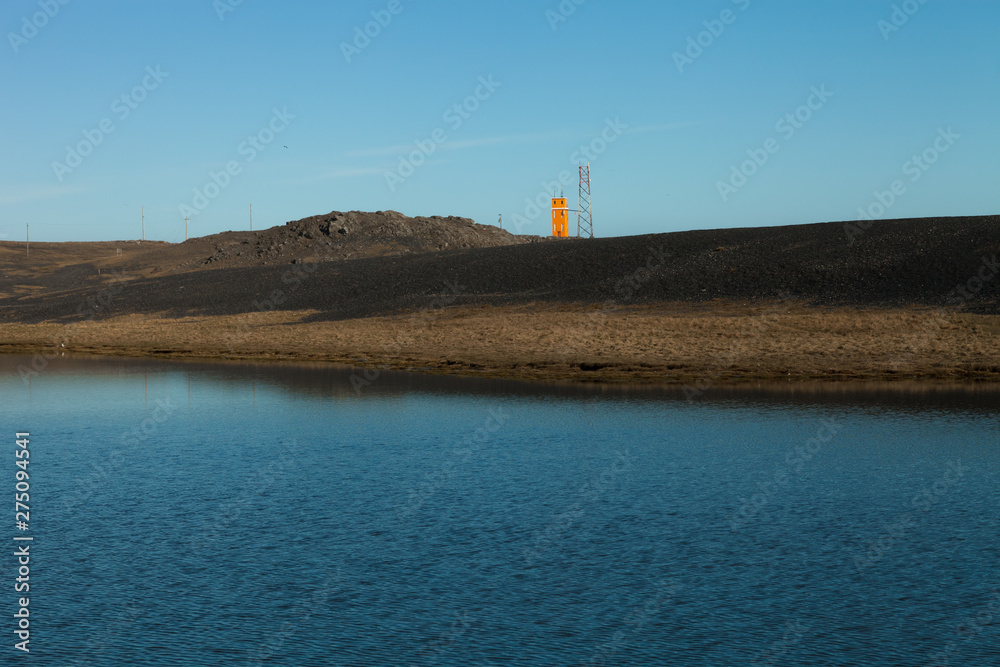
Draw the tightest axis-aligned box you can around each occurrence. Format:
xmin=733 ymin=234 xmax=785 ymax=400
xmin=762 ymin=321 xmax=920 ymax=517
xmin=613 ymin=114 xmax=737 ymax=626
xmin=1 ymin=214 xmax=997 ymax=325
xmin=0 ymin=209 xmax=535 ymax=296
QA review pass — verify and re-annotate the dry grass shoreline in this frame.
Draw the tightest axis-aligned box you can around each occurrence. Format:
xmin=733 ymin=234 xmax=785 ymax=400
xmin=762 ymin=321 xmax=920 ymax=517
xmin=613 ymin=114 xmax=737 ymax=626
xmin=2 ymin=302 xmax=999 ymax=385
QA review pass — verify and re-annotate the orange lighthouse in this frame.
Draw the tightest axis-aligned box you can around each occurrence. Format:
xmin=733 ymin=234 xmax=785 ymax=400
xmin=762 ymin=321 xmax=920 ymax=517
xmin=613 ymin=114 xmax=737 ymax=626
xmin=551 ymin=197 xmax=569 ymax=237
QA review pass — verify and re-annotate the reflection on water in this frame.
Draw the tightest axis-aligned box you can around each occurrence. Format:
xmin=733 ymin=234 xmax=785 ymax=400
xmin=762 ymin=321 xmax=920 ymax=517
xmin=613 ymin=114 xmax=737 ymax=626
xmin=2 ymin=353 xmax=999 ymax=666
xmin=11 ymin=352 xmax=1000 ymax=407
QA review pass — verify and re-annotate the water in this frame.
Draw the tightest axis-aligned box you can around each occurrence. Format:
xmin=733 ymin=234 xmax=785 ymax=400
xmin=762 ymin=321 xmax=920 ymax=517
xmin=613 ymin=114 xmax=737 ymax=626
xmin=2 ymin=354 xmax=999 ymax=665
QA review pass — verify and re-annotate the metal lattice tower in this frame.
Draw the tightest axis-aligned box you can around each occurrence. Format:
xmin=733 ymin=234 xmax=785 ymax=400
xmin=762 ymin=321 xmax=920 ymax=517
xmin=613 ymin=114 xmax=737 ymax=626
xmin=577 ymin=163 xmax=593 ymax=238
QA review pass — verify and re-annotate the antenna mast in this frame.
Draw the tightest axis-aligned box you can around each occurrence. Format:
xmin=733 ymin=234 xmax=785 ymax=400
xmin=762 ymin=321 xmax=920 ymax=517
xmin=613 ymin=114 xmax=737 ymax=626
xmin=577 ymin=163 xmax=593 ymax=238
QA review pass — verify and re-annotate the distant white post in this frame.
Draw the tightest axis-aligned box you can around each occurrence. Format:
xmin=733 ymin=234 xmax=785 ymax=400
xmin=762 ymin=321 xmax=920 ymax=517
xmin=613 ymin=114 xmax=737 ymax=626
xmin=26 ymin=224 xmax=29 ymax=259
xmin=185 ymin=216 xmax=189 ymax=241
xmin=250 ymin=204 xmax=253 ymax=232
xmin=142 ymin=205 xmax=145 ymax=241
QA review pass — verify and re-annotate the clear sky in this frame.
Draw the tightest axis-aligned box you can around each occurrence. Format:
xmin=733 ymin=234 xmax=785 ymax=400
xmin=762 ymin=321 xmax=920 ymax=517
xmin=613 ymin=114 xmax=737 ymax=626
xmin=2 ymin=0 xmax=998 ymax=242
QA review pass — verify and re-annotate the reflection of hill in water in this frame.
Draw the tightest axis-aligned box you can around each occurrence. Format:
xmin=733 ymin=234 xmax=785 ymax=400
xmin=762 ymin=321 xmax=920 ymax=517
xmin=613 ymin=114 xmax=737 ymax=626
xmin=8 ymin=353 xmax=1000 ymax=416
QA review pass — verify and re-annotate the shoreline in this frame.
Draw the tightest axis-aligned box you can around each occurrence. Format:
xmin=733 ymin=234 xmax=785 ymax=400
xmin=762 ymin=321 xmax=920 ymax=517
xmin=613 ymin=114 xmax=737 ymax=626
xmin=4 ymin=346 xmax=1000 ymax=388
xmin=3 ymin=302 xmax=999 ymax=386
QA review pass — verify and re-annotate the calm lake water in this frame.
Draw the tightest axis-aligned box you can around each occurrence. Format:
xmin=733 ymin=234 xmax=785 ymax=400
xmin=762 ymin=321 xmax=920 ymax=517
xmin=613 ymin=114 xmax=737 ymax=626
xmin=2 ymin=354 xmax=999 ymax=666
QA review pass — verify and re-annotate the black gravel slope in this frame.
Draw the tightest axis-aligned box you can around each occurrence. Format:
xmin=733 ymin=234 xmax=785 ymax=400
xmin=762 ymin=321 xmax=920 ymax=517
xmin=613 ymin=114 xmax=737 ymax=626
xmin=2 ymin=215 xmax=997 ymax=324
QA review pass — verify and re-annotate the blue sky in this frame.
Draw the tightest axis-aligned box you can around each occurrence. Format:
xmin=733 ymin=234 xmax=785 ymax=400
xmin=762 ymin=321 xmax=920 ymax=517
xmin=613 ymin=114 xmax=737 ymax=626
xmin=2 ymin=0 xmax=998 ymax=242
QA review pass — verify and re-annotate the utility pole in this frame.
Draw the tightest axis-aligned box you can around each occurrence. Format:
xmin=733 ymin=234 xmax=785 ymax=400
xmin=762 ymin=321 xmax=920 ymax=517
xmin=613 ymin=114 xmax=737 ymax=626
xmin=142 ymin=205 xmax=145 ymax=241
xmin=185 ymin=216 xmax=189 ymax=241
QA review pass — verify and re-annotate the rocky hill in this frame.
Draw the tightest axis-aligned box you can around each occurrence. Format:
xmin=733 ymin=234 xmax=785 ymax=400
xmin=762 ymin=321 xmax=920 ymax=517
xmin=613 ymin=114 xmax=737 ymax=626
xmin=184 ymin=210 xmax=539 ymax=271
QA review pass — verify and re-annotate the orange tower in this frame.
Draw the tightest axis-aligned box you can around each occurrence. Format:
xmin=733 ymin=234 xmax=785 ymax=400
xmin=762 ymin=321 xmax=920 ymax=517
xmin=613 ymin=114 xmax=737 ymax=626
xmin=551 ymin=197 xmax=569 ymax=237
